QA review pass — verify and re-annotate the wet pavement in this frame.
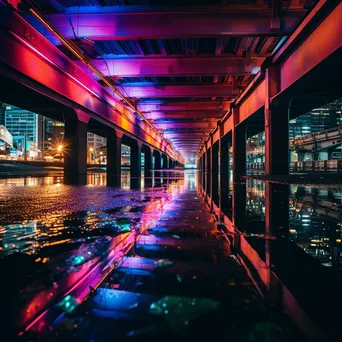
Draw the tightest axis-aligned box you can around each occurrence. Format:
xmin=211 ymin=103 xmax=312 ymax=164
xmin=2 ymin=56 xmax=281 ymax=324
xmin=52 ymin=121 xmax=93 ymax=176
xmin=27 ymin=189 xmax=294 ymax=342
xmin=2 ymin=169 xmax=340 ymax=341
xmin=0 ymin=170 xmax=299 ymax=341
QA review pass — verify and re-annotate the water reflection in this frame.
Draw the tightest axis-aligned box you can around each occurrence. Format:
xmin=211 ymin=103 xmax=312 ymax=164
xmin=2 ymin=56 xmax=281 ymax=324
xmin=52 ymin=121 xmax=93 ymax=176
xmin=0 ymin=170 xmax=188 ymax=336
xmin=244 ymin=179 xmax=342 ymax=270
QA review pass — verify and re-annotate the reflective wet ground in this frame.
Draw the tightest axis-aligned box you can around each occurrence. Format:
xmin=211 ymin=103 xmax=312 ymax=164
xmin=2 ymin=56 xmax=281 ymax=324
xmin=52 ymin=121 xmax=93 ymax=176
xmin=1 ymin=169 xmax=341 ymax=341
xmin=1 ymin=170 xmax=297 ymax=341
xmin=233 ymin=178 xmax=342 ymax=341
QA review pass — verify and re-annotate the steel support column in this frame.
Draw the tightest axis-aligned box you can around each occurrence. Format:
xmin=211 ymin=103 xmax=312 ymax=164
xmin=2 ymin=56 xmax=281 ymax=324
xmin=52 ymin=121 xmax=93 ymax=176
xmin=154 ymin=150 xmax=161 ymax=170
xmin=130 ymin=140 xmax=142 ymax=189
xmin=211 ymin=142 xmax=219 ymax=205
xmin=232 ymin=108 xmax=246 ymax=182
xmin=107 ymin=130 xmax=122 ymax=187
xmin=219 ymin=133 xmax=230 ymax=215
xmin=64 ymin=114 xmax=89 ymax=185
xmin=162 ymin=154 xmax=168 ymax=169
xmin=265 ymin=67 xmax=289 ymax=175
xmin=205 ymin=148 xmax=211 ymax=196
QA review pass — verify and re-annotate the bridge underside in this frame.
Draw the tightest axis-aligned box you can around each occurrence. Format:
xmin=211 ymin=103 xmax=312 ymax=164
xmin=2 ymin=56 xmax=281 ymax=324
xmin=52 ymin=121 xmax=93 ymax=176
xmin=0 ymin=0 xmax=341 ymax=174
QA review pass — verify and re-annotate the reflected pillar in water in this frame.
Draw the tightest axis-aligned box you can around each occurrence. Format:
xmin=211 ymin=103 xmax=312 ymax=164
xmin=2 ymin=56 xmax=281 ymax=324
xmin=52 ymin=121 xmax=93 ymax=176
xmin=130 ymin=140 xmax=142 ymax=189
xmin=205 ymin=146 xmax=211 ymax=196
xmin=232 ymin=182 xmax=246 ymax=231
xmin=107 ymin=130 xmax=122 ymax=187
xmin=265 ymin=182 xmax=289 ymax=238
xmin=265 ymin=181 xmax=289 ymax=293
xmin=219 ymin=133 xmax=230 ymax=216
xmin=64 ymin=110 xmax=89 ymax=185
xmin=211 ymin=141 xmax=219 ymax=205
xmin=264 ymin=67 xmax=289 ymax=175
xmin=232 ymin=107 xmax=246 ymax=182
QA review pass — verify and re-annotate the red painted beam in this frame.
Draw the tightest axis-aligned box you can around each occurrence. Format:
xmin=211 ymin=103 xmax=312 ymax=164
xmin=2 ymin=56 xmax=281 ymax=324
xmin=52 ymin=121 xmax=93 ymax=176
xmin=116 ymin=85 xmax=234 ymax=98
xmin=138 ymin=101 xmax=231 ymax=112
xmin=146 ymin=111 xmax=223 ymax=120
xmin=0 ymin=9 xmax=178 ymax=159
xmin=154 ymin=122 xmax=217 ymax=130
xmin=279 ymin=2 xmax=342 ymax=93
xmin=75 ymin=57 xmax=262 ymax=78
xmin=44 ymin=10 xmax=303 ymax=40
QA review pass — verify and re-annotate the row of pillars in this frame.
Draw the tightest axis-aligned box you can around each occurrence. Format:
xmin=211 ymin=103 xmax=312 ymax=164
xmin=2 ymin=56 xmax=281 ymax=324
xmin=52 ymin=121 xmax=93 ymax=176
xmin=197 ymin=67 xmax=290 ymax=228
xmin=62 ymin=112 xmax=182 ymax=185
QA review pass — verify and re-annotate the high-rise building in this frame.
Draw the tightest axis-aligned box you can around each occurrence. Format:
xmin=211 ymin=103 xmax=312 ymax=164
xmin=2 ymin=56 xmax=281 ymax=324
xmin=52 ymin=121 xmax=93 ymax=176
xmin=289 ymin=98 xmax=341 ymax=139
xmin=87 ymin=133 xmax=106 ymax=150
xmin=4 ymin=105 xmax=43 ymax=155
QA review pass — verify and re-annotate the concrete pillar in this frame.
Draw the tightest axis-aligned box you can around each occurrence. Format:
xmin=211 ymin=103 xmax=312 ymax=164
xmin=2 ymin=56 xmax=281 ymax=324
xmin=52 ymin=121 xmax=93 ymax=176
xmin=211 ymin=142 xmax=219 ymax=205
xmin=107 ymin=130 xmax=122 ymax=187
xmin=232 ymin=107 xmax=246 ymax=182
xmin=168 ymin=158 xmax=173 ymax=169
xmin=219 ymin=133 xmax=230 ymax=215
xmin=154 ymin=151 xmax=161 ymax=170
xmin=130 ymin=140 xmax=142 ymax=189
xmin=64 ymin=111 xmax=89 ymax=184
xmin=205 ymin=148 xmax=211 ymax=196
xmin=144 ymin=146 xmax=153 ymax=172
xmin=162 ymin=154 xmax=168 ymax=169
xmin=264 ymin=67 xmax=289 ymax=175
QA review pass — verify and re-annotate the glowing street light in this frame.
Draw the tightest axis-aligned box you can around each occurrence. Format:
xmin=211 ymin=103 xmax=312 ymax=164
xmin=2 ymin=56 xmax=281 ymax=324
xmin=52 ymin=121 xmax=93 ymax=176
xmin=57 ymin=145 xmax=63 ymax=152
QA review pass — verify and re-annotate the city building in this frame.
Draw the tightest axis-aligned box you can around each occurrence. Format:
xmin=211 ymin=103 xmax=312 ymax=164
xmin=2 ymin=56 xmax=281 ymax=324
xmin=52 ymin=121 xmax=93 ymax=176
xmin=289 ymin=97 xmax=342 ymax=139
xmin=4 ymin=104 xmax=43 ymax=158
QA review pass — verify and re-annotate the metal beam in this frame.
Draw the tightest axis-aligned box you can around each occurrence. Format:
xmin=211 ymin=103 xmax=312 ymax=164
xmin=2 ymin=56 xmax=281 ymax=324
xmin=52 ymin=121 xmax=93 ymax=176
xmin=0 ymin=8 xmax=178 ymax=160
xmin=138 ymin=101 xmax=231 ymax=112
xmin=116 ymin=85 xmax=234 ymax=98
xmin=75 ymin=57 xmax=262 ymax=78
xmin=43 ymin=10 xmax=303 ymax=40
xmin=154 ymin=122 xmax=217 ymax=130
xmin=146 ymin=111 xmax=224 ymax=120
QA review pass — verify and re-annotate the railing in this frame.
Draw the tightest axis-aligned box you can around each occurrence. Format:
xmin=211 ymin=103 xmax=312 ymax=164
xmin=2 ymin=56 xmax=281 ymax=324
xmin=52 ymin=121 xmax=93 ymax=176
xmin=247 ymin=162 xmax=265 ymax=171
xmin=291 ymin=160 xmax=342 ymax=172
xmin=290 ymin=126 xmax=342 ymax=147
xmin=246 ymin=146 xmax=264 ymax=155
xmin=247 ymin=160 xmax=342 ymax=172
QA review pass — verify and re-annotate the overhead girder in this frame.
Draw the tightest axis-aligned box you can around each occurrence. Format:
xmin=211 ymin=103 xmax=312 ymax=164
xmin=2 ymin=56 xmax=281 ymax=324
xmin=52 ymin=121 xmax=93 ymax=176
xmin=0 ymin=7 xmax=178 ymax=161
xmin=138 ymin=101 xmax=231 ymax=112
xmin=75 ymin=57 xmax=263 ymax=78
xmin=146 ymin=111 xmax=223 ymax=120
xmin=154 ymin=121 xmax=217 ymax=130
xmin=115 ymin=85 xmax=234 ymax=98
xmin=199 ymin=0 xmax=342 ymax=157
xmin=42 ymin=8 xmax=305 ymax=41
